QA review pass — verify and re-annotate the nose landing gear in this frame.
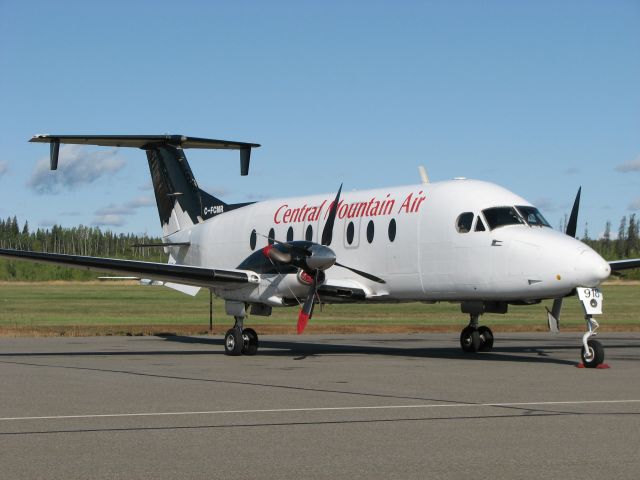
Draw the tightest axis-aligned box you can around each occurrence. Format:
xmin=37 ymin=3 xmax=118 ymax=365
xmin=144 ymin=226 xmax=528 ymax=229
xmin=580 ymin=315 xmax=604 ymax=368
xmin=577 ymin=288 xmax=605 ymax=368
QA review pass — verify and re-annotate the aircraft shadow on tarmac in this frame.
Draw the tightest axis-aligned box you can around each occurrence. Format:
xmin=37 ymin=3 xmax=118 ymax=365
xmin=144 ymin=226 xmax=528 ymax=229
xmin=1 ymin=335 xmax=638 ymax=366
xmin=156 ymin=334 xmax=639 ymax=366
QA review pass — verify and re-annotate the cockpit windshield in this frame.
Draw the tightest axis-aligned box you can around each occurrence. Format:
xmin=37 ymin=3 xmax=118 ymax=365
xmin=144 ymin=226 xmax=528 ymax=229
xmin=482 ymin=207 xmax=524 ymax=230
xmin=516 ymin=206 xmax=551 ymax=227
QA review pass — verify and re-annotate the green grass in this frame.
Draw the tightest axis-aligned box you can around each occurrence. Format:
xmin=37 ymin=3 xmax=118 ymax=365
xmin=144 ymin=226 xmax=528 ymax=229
xmin=0 ymin=281 xmax=638 ymax=334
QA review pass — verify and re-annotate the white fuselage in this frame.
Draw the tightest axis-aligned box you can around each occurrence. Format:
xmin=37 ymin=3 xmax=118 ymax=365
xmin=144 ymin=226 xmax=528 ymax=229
xmin=165 ymin=179 xmax=610 ymax=306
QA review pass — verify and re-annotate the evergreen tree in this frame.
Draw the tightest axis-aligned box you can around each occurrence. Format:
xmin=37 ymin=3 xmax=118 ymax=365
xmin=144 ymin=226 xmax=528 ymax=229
xmin=627 ymin=214 xmax=638 ymax=257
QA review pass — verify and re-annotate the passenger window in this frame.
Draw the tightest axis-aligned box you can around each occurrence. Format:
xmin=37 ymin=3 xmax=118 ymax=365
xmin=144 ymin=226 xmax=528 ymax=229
xmin=346 ymin=222 xmax=355 ymax=245
xmin=456 ymin=212 xmax=474 ymax=233
xmin=388 ymin=218 xmax=396 ymax=242
xmin=475 ymin=217 xmax=486 ymax=232
xmin=305 ymin=225 xmax=313 ymax=241
xmin=366 ymin=220 xmax=375 ymax=243
xmin=286 ymin=226 xmax=294 ymax=242
xmin=268 ymin=228 xmax=275 ymax=245
xmin=249 ymin=229 xmax=257 ymax=250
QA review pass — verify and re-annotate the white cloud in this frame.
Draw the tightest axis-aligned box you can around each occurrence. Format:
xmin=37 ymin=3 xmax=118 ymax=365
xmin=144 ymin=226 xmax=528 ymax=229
xmin=92 ymin=214 xmax=125 ymax=227
xmin=615 ymin=156 xmax=640 ymax=173
xmin=125 ymin=195 xmax=155 ymax=209
xmin=92 ymin=195 xmax=155 ymax=226
xmin=28 ymin=145 xmax=125 ymax=194
xmin=95 ymin=205 xmax=134 ymax=216
xmin=629 ymin=198 xmax=640 ymax=211
xmin=95 ymin=195 xmax=155 ymax=217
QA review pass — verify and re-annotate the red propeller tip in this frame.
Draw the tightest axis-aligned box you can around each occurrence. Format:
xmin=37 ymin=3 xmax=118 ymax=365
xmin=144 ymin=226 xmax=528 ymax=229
xmin=261 ymin=245 xmax=273 ymax=257
xmin=297 ymin=311 xmax=310 ymax=334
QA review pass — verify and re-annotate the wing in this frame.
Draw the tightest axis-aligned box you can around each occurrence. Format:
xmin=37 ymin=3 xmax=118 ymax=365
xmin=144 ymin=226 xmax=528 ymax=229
xmin=0 ymin=248 xmax=258 ymax=288
xmin=609 ymin=258 xmax=640 ymax=272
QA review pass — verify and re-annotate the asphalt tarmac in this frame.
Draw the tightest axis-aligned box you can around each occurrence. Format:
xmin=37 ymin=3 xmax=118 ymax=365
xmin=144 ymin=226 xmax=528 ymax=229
xmin=1 ymin=332 xmax=639 ymax=480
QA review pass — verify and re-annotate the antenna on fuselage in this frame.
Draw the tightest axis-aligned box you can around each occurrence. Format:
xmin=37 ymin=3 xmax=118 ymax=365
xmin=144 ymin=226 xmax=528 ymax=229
xmin=418 ymin=165 xmax=429 ymax=184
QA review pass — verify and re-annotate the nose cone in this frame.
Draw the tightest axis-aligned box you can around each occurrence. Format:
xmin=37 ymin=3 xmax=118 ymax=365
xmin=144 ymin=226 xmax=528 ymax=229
xmin=575 ymin=248 xmax=610 ymax=287
xmin=306 ymin=244 xmax=337 ymax=271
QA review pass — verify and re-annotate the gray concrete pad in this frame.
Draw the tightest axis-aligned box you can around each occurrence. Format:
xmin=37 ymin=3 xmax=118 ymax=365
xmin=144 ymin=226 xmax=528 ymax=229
xmin=1 ymin=332 xmax=639 ymax=479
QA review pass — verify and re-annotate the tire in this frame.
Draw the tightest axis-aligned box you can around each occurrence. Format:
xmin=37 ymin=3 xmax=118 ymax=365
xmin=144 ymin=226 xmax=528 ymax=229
xmin=224 ymin=327 xmax=244 ymax=356
xmin=478 ymin=326 xmax=494 ymax=352
xmin=581 ymin=339 xmax=604 ymax=368
xmin=242 ymin=328 xmax=259 ymax=356
xmin=460 ymin=326 xmax=481 ymax=353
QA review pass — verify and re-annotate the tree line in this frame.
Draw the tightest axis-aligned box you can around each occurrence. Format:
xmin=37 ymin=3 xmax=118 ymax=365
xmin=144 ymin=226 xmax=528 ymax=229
xmin=0 ymin=217 xmax=165 ymax=281
xmin=0 ymin=214 xmax=638 ymax=281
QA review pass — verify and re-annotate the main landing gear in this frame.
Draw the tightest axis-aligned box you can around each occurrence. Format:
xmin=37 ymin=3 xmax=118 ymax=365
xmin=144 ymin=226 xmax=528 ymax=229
xmin=224 ymin=316 xmax=260 ymax=356
xmin=460 ymin=313 xmax=494 ymax=353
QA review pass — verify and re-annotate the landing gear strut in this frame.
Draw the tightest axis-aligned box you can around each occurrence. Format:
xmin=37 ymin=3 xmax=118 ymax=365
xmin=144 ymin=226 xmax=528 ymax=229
xmin=224 ymin=315 xmax=260 ymax=356
xmin=460 ymin=313 xmax=494 ymax=353
xmin=580 ymin=315 xmax=604 ymax=368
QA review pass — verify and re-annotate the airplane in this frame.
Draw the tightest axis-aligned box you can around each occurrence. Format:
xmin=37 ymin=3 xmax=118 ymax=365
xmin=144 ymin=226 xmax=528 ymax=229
xmin=1 ymin=134 xmax=638 ymax=366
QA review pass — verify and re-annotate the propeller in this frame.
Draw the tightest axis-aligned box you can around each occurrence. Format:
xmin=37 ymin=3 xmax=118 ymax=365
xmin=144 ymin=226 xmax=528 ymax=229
xmin=547 ymin=186 xmax=581 ymax=331
xmin=298 ymin=271 xmax=319 ymax=334
xmin=296 ymin=186 xmax=343 ymax=333
xmin=258 ymin=184 xmax=385 ymax=334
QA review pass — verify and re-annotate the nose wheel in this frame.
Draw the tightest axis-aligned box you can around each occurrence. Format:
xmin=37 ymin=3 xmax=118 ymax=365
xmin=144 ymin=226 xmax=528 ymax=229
xmin=581 ymin=338 xmax=604 ymax=368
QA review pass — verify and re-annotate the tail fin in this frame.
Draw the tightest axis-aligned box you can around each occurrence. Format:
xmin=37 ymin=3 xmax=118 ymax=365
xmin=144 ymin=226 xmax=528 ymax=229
xmin=29 ymin=134 xmax=260 ymax=236
xmin=146 ymin=144 xmax=252 ymax=235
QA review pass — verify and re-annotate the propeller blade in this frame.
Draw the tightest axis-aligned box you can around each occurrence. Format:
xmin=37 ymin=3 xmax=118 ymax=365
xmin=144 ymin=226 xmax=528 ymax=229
xmin=565 ymin=187 xmax=581 ymax=238
xmin=321 ymin=184 xmax=343 ymax=246
xmin=261 ymin=245 xmax=292 ymax=263
xmin=547 ymin=187 xmax=580 ymax=330
xmin=545 ymin=298 xmax=563 ymax=333
xmin=297 ymin=273 xmax=318 ymax=334
xmin=335 ymin=262 xmax=386 ymax=284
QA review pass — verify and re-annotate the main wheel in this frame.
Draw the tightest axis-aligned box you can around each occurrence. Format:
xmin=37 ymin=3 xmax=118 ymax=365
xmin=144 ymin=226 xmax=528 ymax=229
xmin=460 ymin=326 xmax=481 ymax=353
xmin=478 ymin=326 xmax=494 ymax=352
xmin=581 ymin=339 xmax=604 ymax=368
xmin=224 ymin=327 xmax=244 ymax=356
xmin=242 ymin=328 xmax=259 ymax=356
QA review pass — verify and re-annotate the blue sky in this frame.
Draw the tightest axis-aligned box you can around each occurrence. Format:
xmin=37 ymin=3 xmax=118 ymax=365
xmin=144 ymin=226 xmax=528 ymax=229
xmin=1 ymin=0 xmax=638 ymax=238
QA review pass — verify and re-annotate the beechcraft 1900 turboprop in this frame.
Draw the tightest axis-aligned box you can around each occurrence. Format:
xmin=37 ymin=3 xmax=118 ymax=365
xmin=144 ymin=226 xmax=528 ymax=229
xmin=1 ymin=134 xmax=639 ymax=366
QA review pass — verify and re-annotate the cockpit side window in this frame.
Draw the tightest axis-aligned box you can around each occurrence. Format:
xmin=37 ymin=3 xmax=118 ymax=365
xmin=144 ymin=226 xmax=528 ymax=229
xmin=475 ymin=216 xmax=486 ymax=232
xmin=456 ymin=212 xmax=474 ymax=233
xmin=516 ymin=206 xmax=551 ymax=227
xmin=482 ymin=207 xmax=524 ymax=230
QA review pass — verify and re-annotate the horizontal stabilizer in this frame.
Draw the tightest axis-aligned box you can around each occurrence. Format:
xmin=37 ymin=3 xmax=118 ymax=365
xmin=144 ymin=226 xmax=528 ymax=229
xmin=30 ymin=134 xmax=260 ymax=176
xmin=30 ymin=134 xmax=259 ymax=150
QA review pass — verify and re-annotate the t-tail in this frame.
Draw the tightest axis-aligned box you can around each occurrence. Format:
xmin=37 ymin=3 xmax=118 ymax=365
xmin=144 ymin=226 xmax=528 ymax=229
xmin=30 ymin=134 xmax=259 ymax=236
